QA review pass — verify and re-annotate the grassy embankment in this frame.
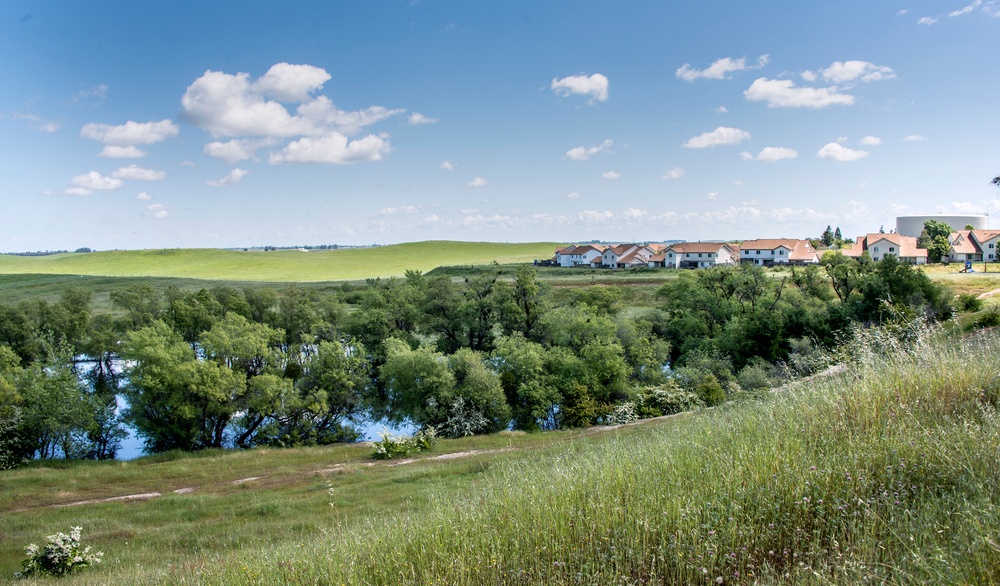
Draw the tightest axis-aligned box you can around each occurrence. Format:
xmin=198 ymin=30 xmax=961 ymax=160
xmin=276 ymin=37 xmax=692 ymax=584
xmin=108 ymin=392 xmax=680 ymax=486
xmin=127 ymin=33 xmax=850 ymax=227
xmin=3 ymin=324 xmax=999 ymax=584
xmin=0 ymin=242 xmax=562 ymax=283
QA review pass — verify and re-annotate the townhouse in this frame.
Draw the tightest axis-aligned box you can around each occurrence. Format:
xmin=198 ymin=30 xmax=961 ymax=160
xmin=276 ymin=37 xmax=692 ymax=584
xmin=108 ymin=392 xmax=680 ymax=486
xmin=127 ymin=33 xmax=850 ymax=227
xmin=738 ymin=239 xmax=820 ymax=265
xmin=843 ymin=233 xmax=928 ymax=264
xmin=946 ymin=230 xmax=1000 ymax=263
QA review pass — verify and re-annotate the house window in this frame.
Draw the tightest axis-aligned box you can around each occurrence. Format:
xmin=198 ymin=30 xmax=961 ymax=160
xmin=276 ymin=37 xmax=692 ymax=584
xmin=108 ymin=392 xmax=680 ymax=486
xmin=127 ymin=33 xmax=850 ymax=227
xmin=990 ymin=243 xmax=995 ymax=249
xmin=889 ymin=247 xmax=895 ymax=252
xmin=873 ymin=246 xmax=879 ymax=252
xmin=698 ymin=253 xmax=703 ymax=258
xmin=779 ymin=250 xmax=784 ymax=255
xmin=755 ymin=250 xmax=760 ymax=255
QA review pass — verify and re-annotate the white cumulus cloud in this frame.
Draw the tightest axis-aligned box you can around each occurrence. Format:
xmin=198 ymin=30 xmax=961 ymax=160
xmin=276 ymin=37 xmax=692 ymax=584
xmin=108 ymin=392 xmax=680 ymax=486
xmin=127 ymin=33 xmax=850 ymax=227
xmin=683 ymin=126 xmax=751 ymax=148
xmin=207 ymin=168 xmax=249 ymax=187
xmin=817 ymin=143 xmax=869 ymax=161
xmin=136 ymin=192 xmax=152 ymax=201
xmin=744 ymin=78 xmax=855 ymax=108
xmin=602 ymin=170 xmax=621 ymax=180
xmin=440 ymin=160 xmax=455 ymax=171
xmin=565 ymin=139 xmax=613 ymax=160
xmin=566 ymin=192 xmax=580 ymax=199
xmin=181 ymin=65 xmax=404 ymax=140
xmin=578 ymin=210 xmax=614 ymax=222
xmin=676 ymin=54 xmax=769 ymax=81
xmin=111 ymin=165 xmax=166 ymax=181
xmin=253 ymin=62 xmax=331 ymax=102
xmin=755 ymin=147 xmax=798 ymax=162
xmin=81 ymin=119 xmax=179 ymax=146
xmin=99 ymin=145 xmax=148 ymax=158
xmin=204 ymin=138 xmax=276 ymax=163
xmin=820 ymin=61 xmax=895 ymax=84
xmin=408 ymin=112 xmax=438 ymax=125
xmin=551 ymin=73 xmax=609 ymax=103
xmin=661 ymin=167 xmax=685 ymax=180
xmin=70 ymin=171 xmax=124 ymax=192
xmin=468 ymin=177 xmax=489 ymax=188
xmin=860 ymin=135 xmax=882 ymax=146
xmin=147 ymin=203 xmax=168 ymax=219
xmin=269 ymin=133 xmax=391 ymax=164
xmin=706 ymin=192 xmax=719 ymax=201
xmin=378 ymin=205 xmax=422 ymax=215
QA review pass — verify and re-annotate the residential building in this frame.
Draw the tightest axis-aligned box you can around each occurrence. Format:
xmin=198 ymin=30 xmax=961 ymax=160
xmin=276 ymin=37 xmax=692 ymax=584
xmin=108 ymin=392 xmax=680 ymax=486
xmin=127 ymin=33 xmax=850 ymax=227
xmin=946 ymin=230 xmax=1000 ymax=263
xmin=843 ymin=233 xmax=928 ymax=264
xmin=655 ymin=242 xmax=740 ymax=269
xmin=554 ymin=244 xmax=606 ymax=267
xmin=739 ymin=239 xmax=820 ymax=265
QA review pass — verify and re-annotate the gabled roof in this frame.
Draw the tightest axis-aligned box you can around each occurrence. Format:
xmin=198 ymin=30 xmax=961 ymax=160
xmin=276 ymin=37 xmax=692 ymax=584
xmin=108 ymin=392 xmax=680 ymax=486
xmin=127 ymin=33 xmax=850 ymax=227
xmin=739 ymin=239 xmax=798 ymax=251
xmin=844 ymin=234 xmax=927 ymax=259
xmin=949 ymin=231 xmax=980 ymax=254
xmin=971 ymin=230 xmax=1000 ymax=244
xmin=648 ymin=252 xmax=666 ymax=262
xmin=670 ymin=242 xmax=734 ymax=255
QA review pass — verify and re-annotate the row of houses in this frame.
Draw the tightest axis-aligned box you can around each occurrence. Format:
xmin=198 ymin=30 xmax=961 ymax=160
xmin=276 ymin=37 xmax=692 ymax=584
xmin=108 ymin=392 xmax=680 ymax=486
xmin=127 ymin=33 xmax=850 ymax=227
xmin=555 ymin=228 xmax=1000 ymax=270
xmin=554 ymin=239 xmax=823 ymax=269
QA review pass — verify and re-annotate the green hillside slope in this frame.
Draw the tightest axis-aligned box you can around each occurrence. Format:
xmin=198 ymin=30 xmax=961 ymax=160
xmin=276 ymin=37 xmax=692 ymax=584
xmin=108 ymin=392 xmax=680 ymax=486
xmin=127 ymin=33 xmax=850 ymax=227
xmin=0 ymin=241 xmax=562 ymax=282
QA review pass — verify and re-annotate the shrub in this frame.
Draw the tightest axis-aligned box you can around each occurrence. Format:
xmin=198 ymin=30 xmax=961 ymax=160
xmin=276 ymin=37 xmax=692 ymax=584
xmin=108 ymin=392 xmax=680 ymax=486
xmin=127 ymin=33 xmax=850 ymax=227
xmin=973 ymin=306 xmax=1000 ymax=330
xmin=603 ymin=402 xmax=638 ymax=426
xmin=632 ymin=382 xmax=703 ymax=418
xmin=693 ymin=373 xmax=727 ymax=407
xmin=370 ymin=428 xmax=437 ymax=460
xmin=15 ymin=526 xmax=103 ymax=578
xmin=956 ymin=292 xmax=985 ymax=313
xmin=736 ymin=362 xmax=773 ymax=393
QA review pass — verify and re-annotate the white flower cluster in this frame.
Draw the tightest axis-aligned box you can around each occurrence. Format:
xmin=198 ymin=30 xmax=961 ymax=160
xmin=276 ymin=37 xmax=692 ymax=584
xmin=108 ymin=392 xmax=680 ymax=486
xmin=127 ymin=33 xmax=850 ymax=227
xmin=15 ymin=526 xmax=103 ymax=578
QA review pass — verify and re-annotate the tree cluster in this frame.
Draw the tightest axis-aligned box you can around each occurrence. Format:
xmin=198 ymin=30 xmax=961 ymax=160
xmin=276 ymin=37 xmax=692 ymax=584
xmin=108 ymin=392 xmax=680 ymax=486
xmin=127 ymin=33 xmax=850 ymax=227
xmin=0 ymin=259 xmax=954 ymax=467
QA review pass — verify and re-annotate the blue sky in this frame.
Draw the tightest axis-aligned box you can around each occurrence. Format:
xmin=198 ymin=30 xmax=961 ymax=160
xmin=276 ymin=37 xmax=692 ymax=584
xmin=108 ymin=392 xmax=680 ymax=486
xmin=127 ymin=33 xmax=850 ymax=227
xmin=2 ymin=1 xmax=999 ymax=251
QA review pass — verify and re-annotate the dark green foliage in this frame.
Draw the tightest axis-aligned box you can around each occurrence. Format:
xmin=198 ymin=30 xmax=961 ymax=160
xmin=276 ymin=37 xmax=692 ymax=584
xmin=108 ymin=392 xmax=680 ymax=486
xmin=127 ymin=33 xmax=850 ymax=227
xmin=957 ymin=292 xmax=985 ymax=313
xmin=632 ymin=381 xmax=703 ymax=418
xmin=693 ymin=373 xmax=727 ymax=407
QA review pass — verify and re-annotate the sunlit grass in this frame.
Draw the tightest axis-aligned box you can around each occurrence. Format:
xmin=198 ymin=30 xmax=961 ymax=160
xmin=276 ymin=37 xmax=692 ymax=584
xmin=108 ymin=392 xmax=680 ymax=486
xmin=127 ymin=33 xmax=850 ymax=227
xmin=0 ymin=242 xmax=563 ymax=282
xmin=6 ymin=325 xmax=999 ymax=584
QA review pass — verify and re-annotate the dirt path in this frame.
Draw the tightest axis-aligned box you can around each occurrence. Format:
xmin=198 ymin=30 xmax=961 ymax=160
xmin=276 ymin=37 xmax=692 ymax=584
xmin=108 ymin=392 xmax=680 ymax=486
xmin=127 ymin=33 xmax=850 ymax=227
xmin=978 ymin=287 xmax=1000 ymax=299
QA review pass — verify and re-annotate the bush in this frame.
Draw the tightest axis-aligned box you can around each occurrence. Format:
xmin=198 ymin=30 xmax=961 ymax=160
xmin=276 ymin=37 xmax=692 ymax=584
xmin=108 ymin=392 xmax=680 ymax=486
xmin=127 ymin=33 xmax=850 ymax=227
xmin=15 ymin=526 xmax=103 ymax=578
xmin=973 ymin=306 xmax=1000 ymax=330
xmin=956 ymin=292 xmax=985 ymax=313
xmin=632 ymin=382 xmax=703 ymax=418
xmin=603 ymin=402 xmax=638 ymax=426
xmin=371 ymin=428 xmax=437 ymax=460
xmin=737 ymin=362 xmax=773 ymax=393
xmin=693 ymin=374 xmax=727 ymax=407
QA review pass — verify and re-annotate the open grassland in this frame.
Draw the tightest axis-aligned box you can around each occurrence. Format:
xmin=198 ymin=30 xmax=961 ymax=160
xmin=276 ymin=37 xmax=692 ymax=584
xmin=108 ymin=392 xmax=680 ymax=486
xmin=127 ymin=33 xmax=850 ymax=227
xmin=0 ymin=242 xmax=562 ymax=283
xmin=3 ymin=326 xmax=999 ymax=584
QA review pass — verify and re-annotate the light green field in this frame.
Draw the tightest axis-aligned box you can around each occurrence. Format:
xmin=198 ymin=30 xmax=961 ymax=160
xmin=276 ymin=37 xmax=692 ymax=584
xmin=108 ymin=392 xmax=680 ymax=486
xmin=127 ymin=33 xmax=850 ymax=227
xmin=0 ymin=242 xmax=562 ymax=283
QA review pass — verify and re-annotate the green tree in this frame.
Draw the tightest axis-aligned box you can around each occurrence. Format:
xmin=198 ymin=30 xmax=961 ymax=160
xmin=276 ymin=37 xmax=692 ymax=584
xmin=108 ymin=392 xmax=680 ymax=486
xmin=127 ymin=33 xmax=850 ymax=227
xmin=916 ymin=219 xmax=953 ymax=251
xmin=110 ymin=283 xmax=162 ymax=330
xmin=834 ymin=226 xmax=843 ymax=242
xmin=492 ymin=334 xmax=561 ymax=430
xmin=121 ymin=321 xmax=244 ymax=452
xmin=378 ymin=338 xmax=456 ymax=428
xmin=821 ymin=225 xmax=834 ymax=247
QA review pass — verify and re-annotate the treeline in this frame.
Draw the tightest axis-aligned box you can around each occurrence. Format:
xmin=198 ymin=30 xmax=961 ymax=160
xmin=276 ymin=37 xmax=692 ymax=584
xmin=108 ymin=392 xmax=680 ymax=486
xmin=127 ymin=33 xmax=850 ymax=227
xmin=0 ymin=256 xmax=953 ymax=467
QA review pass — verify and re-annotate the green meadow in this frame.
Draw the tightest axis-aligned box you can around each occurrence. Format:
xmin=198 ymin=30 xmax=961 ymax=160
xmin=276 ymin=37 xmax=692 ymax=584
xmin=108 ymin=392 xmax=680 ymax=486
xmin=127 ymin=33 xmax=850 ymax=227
xmin=0 ymin=242 xmax=562 ymax=282
xmin=3 ymin=324 xmax=1000 ymax=584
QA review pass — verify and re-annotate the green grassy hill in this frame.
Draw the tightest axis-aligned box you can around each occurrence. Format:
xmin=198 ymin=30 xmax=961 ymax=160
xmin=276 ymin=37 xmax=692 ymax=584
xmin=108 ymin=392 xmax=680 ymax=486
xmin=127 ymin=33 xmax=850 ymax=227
xmin=2 ymin=325 xmax=998 ymax=584
xmin=0 ymin=241 xmax=562 ymax=282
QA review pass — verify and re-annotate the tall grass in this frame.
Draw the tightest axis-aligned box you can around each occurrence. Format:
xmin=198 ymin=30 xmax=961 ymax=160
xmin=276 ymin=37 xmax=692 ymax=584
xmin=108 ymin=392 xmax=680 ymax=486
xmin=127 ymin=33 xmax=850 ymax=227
xmin=151 ymin=324 xmax=999 ymax=585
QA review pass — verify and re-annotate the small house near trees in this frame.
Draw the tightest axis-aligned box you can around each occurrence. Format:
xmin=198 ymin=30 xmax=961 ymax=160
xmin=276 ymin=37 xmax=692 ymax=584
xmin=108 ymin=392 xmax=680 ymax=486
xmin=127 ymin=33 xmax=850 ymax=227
xmin=843 ymin=233 xmax=928 ymax=265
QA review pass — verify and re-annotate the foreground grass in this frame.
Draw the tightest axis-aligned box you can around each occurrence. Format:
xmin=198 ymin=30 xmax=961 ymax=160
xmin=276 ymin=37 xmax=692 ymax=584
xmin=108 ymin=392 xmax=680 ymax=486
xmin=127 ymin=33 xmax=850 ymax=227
xmin=0 ymin=242 xmax=562 ymax=282
xmin=5 ymin=326 xmax=1000 ymax=584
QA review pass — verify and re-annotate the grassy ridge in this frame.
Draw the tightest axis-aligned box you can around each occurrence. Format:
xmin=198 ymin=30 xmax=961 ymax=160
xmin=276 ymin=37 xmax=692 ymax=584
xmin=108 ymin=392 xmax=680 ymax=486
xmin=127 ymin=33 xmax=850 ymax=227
xmin=3 ymin=326 xmax=999 ymax=584
xmin=0 ymin=242 xmax=562 ymax=282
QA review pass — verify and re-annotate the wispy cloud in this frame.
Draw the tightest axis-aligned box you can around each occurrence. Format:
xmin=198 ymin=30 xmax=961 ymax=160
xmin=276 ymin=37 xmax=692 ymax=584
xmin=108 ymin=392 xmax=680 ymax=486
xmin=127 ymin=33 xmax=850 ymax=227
xmin=565 ymin=139 xmax=613 ymax=160
xmin=207 ymin=168 xmax=248 ymax=187
xmin=683 ymin=127 xmax=750 ymax=148
xmin=676 ymin=54 xmax=769 ymax=81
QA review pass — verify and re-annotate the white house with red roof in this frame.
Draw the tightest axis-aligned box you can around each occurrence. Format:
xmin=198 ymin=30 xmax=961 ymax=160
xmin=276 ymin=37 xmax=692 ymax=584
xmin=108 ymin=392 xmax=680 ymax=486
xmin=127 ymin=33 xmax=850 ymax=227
xmin=554 ymin=244 xmax=607 ymax=267
xmin=739 ymin=239 xmax=819 ymax=265
xmin=655 ymin=242 xmax=740 ymax=269
xmin=946 ymin=230 xmax=1000 ymax=263
xmin=843 ymin=233 xmax=928 ymax=264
